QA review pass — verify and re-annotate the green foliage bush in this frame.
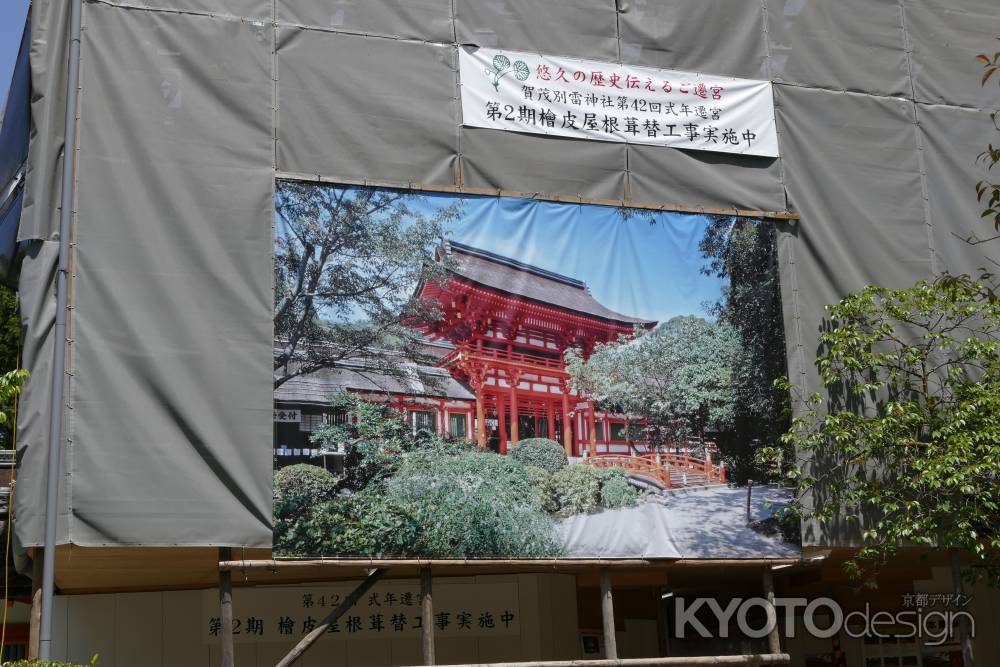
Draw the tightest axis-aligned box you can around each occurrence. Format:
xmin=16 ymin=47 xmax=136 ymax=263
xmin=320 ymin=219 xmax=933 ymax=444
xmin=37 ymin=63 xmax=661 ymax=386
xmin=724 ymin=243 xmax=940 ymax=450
xmin=522 ymin=465 xmax=559 ymax=513
xmin=509 ymin=438 xmax=567 ymax=474
xmin=273 ymin=463 xmax=338 ymax=502
xmin=597 ymin=468 xmax=639 ymax=509
xmin=549 ymin=464 xmax=600 ymax=515
xmin=274 ymin=403 xmax=563 ymax=557
xmin=324 ymin=450 xmax=560 ymax=557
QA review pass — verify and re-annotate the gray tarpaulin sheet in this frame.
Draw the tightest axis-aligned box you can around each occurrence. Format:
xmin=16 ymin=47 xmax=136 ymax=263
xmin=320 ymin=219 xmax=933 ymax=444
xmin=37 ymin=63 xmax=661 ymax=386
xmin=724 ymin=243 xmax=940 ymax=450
xmin=766 ymin=0 xmax=911 ymax=97
xmin=455 ymin=0 xmax=620 ymax=61
xmin=280 ymin=0 xmax=454 ymax=42
xmin=277 ymin=28 xmax=458 ymax=186
xmin=14 ymin=0 xmax=1000 ymax=548
xmin=0 ymin=18 xmax=29 ymax=201
xmin=0 ymin=192 xmax=24 ymax=284
xmin=558 ymin=486 xmax=798 ymax=559
xmin=14 ymin=241 xmax=66 ymax=545
xmin=619 ymin=0 xmax=768 ymax=79
xmin=18 ymin=0 xmax=69 ymax=243
xmin=0 ymin=16 xmax=28 ymax=282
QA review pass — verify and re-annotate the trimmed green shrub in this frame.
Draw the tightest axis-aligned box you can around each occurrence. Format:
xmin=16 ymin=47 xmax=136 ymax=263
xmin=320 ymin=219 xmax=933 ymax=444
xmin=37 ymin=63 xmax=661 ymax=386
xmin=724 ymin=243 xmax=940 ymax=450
xmin=325 ymin=450 xmax=561 ymax=557
xmin=598 ymin=467 xmax=639 ymax=509
xmin=509 ymin=438 xmax=567 ymax=474
xmin=274 ymin=463 xmax=338 ymax=502
xmin=549 ymin=464 xmax=600 ymax=515
xmin=522 ymin=464 xmax=559 ymax=513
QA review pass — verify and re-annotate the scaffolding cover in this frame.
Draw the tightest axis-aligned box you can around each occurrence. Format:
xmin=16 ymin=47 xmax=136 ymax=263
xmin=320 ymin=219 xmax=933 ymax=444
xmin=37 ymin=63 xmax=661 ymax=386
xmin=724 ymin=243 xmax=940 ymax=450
xmin=11 ymin=0 xmax=1000 ymax=550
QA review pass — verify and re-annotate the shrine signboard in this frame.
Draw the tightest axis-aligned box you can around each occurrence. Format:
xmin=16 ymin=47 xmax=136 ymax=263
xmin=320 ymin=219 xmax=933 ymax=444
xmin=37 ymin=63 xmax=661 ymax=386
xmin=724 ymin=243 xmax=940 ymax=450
xmin=202 ymin=581 xmax=520 ymax=644
xmin=459 ymin=47 xmax=779 ymax=157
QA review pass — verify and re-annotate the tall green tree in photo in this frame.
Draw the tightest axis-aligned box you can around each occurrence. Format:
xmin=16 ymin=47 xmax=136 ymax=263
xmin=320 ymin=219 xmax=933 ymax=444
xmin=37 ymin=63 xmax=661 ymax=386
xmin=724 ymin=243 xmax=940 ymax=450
xmin=565 ymin=315 xmax=739 ymax=452
xmin=699 ymin=217 xmax=790 ymax=482
xmin=273 ymin=183 xmax=459 ymax=388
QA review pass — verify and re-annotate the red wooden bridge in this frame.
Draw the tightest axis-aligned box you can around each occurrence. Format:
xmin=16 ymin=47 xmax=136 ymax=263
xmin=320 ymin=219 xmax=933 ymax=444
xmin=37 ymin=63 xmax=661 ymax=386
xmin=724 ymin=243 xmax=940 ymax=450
xmin=582 ymin=452 xmax=727 ymax=490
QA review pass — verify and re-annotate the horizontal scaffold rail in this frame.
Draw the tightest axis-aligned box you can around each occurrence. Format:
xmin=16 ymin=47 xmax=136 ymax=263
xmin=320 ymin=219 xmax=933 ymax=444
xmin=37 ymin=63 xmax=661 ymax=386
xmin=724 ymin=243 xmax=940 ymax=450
xmin=217 ymin=557 xmax=800 ymax=572
xmin=394 ymin=656 xmax=791 ymax=667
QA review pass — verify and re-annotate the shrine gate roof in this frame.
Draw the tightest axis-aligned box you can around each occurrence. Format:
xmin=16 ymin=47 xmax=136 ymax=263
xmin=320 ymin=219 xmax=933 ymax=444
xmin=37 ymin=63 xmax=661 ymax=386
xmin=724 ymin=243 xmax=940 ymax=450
xmin=442 ymin=241 xmax=657 ymax=328
xmin=274 ymin=349 xmax=474 ymax=405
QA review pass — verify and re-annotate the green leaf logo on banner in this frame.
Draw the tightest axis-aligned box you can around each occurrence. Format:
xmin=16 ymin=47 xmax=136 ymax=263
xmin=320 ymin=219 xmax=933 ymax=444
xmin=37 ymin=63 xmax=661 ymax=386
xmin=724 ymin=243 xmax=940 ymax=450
xmin=484 ymin=53 xmax=530 ymax=91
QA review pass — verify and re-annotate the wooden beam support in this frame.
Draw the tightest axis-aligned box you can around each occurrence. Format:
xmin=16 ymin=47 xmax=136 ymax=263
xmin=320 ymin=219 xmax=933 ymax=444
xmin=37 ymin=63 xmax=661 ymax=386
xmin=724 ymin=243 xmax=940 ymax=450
xmin=421 ymin=567 xmax=435 ymax=666
xmin=761 ymin=568 xmax=781 ymax=656
xmin=275 ymin=170 xmax=802 ymax=222
xmin=219 ymin=547 xmax=235 ymax=667
xmin=275 ymin=568 xmax=386 ymax=667
xmin=217 ymin=557 xmax=799 ymax=572
xmin=28 ymin=550 xmax=43 ymax=659
xmin=600 ymin=568 xmax=617 ymax=660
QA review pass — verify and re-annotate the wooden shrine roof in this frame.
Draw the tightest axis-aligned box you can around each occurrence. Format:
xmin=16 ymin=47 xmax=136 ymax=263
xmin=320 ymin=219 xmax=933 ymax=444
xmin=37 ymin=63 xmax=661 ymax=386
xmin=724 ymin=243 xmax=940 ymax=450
xmin=274 ymin=355 xmax=475 ymax=405
xmin=442 ymin=242 xmax=657 ymax=328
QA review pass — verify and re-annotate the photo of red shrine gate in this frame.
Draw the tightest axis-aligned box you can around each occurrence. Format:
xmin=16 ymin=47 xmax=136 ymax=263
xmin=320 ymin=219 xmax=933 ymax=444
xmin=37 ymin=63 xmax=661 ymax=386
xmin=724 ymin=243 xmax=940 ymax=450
xmin=414 ymin=240 xmax=656 ymax=457
xmin=274 ymin=241 xmax=727 ymax=488
xmin=412 ymin=241 xmax=724 ymax=483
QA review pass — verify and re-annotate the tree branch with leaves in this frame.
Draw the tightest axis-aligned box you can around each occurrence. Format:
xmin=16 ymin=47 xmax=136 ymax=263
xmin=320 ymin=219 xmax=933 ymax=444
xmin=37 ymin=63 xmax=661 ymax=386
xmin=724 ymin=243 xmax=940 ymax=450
xmin=273 ymin=183 xmax=459 ymax=389
xmin=764 ymin=274 xmax=1000 ymax=594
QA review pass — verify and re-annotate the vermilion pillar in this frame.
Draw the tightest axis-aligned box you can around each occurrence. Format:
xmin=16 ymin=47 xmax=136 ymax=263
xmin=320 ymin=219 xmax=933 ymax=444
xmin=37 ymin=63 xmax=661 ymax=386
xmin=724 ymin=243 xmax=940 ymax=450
xmin=546 ymin=400 xmax=556 ymax=440
xmin=476 ymin=394 xmax=486 ymax=448
xmin=497 ymin=393 xmax=508 ymax=454
xmin=588 ymin=401 xmax=597 ymax=458
xmin=561 ymin=384 xmax=572 ymax=456
xmin=509 ymin=372 xmax=520 ymax=446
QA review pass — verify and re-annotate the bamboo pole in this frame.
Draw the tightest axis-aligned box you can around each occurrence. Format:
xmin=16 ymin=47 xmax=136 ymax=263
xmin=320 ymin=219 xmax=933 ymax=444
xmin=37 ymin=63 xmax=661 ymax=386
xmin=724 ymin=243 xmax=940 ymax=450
xmin=761 ymin=568 xmax=781 ymax=655
xmin=219 ymin=547 xmax=234 ymax=667
xmin=421 ymin=567 xmax=435 ymax=666
xmin=600 ymin=569 xmax=617 ymax=660
xmin=392 ymin=655 xmax=791 ymax=667
xmin=275 ymin=568 xmax=386 ymax=667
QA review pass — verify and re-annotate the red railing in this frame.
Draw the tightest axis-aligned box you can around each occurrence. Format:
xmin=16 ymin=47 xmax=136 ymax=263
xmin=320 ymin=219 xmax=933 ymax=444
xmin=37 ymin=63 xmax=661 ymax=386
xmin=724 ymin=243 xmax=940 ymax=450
xmin=446 ymin=346 xmax=566 ymax=371
xmin=582 ymin=452 xmax=726 ymax=489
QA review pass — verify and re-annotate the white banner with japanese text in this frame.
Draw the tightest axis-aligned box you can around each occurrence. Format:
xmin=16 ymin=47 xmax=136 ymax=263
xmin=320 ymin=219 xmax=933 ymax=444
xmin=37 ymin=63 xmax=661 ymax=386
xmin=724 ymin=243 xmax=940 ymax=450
xmin=459 ymin=47 xmax=779 ymax=158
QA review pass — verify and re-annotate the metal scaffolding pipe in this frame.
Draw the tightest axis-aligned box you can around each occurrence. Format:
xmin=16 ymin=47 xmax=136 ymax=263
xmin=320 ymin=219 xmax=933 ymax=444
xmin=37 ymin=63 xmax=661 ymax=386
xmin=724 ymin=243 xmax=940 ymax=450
xmin=38 ymin=0 xmax=83 ymax=659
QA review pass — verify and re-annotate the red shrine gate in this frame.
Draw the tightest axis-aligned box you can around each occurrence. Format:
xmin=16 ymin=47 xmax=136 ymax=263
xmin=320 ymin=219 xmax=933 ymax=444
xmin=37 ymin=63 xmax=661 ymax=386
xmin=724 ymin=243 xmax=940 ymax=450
xmin=414 ymin=241 xmax=657 ymax=456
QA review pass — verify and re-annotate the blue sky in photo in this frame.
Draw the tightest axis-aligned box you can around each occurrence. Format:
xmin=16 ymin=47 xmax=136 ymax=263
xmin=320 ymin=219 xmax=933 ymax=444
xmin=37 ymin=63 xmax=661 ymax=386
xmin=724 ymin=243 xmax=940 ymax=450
xmin=411 ymin=192 xmax=726 ymax=324
xmin=277 ymin=185 xmax=728 ymax=326
xmin=0 ymin=0 xmax=29 ymax=112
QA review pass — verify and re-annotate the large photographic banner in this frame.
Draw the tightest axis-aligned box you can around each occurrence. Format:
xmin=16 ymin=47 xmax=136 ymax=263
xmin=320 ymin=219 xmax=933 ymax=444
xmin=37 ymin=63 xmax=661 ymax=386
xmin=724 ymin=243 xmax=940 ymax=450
xmin=459 ymin=47 xmax=779 ymax=157
xmin=272 ymin=182 xmax=796 ymax=559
